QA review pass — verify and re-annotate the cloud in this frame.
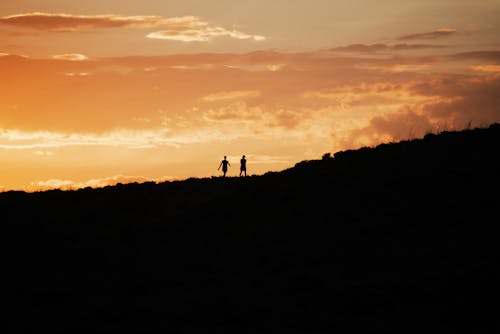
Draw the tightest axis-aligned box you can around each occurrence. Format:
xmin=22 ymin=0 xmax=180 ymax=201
xmin=170 ymin=64 xmax=216 ymax=70
xmin=355 ymin=63 xmax=431 ymax=73
xmin=0 ymin=128 xmax=179 ymax=149
xmin=449 ymin=51 xmax=500 ymax=62
xmin=52 ymin=53 xmax=88 ymax=61
xmin=146 ymin=26 xmax=265 ymax=42
xmin=0 ymin=12 xmax=204 ymax=31
xmin=267 ymin=64 xmax=286 ymax=71
xmin=335 ymin=74 xmax=500 ymax=149
xmin=470 ymin=65 xmax=500 ymax=72
xmin=330 ymin=43 xmax=447 ymax=53
xmin=399 ymin=28 xmax=457 ymax=40
xmin=419 ymin=75 xmax=500 ymax=128
xmin=335 ymin=110 xmax=435 ymax=148
xmin=201 ymin=101 xmax=314 ymax=131
xmin=33 ymin=179 xmax=74 ymax=190
xmin=0 ymin=122 xmax=301 ymax=149
xmin=203 ymin=90 xmax=260 ymax=102
xmin=203 ymin=102 xmax=267 ymax=121
xmin=1 ymin=50 xmax=498 ymax=158
xmin=65 ymin=72 xmax=89 ymax=77
xmin=0 ymin=53 xmax=29 ymax=59
xmin=147 ymin=30 xmax=210 ymax=42
xmin=0 ymin=12 xmax=265 ymax=43
xmin=302 ymin=82 xmax=434 ymax=111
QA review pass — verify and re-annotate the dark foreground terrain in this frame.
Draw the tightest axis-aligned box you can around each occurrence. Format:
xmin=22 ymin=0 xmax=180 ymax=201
xmin=3 ymin=124 xmax=499 ymax=333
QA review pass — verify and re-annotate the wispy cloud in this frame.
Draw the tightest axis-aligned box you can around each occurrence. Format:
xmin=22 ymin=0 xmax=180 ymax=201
xmin=52 ymin=53 xmax=88 ymax=61
xmin=330 ymin=43 xmax=447 ymax=53
xmin=355 ymin=63 xmax=432 ymax=73
xmin=170 ymin=64 xmax=216 ymax=70
xmin=33 ymin=179 xmax=73 ymax=190
xmin=0 ymin=12 xmax=204 ymax=31
xmin=201 ymin=101 xmax=314 ymax=130
xmin=267 ymin=64 xmax=286 ymax=71
xmin=146 ymin=26 xmax=265 ymax=42
xmin=65 ymin=72 xmax=89 ymax=77
xmin=399 ymin=28 xmax=457 ymax=40
xmin=0 ymin=128 xmax=178 ymax=149
xmin=449 ymin=51 xmax=500 ymax=62
xmin=470 ymin=65 xmax=500 ymax=72
xmin=203 ymin=90 xmax=260 ymax=102
xmin=301 ymin=82 xmax=434 ymax=109
xmin=0 ymin=12 xmax=265 ymax=43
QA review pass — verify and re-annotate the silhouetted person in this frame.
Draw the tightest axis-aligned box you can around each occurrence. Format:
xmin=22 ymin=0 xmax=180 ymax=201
xmin=218 ymin=156 xmax=230 ymax=177
xmin=240 ymin=155 xmax=247 ymax=176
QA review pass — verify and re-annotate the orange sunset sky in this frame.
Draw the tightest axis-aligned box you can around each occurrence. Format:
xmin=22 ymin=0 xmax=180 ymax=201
xmin=1 ymin=0 xmax=500 ymax=192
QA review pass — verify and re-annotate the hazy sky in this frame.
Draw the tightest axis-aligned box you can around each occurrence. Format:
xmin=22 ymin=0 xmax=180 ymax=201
xmin=1 ymin=1 xmax=500 ymax=191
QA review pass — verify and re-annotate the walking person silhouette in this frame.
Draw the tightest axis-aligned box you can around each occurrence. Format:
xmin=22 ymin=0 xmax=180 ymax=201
xmin=218 ymin=156 xmax=230 ymax=177
xmin=240 ymin=155 xmax=247 ymax=177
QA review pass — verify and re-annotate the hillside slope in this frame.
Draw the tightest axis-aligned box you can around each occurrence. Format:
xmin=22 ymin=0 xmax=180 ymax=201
xmin=3 ymin=123 xmax=499 ymax=333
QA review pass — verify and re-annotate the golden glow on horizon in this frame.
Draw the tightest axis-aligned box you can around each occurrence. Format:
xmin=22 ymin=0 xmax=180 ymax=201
xmin=1 ymin=1 xmax=499 ymax=192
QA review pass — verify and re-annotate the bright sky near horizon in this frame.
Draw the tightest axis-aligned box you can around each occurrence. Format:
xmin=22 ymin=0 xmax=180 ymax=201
xmin=1 ymin=0 xmax=500 ymax=191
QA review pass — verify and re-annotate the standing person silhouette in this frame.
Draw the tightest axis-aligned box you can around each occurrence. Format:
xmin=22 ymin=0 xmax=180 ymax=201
xmin=240 ymin=155 xmax=247 ymax=177
xmin=218 ymin=156 xmax=230 ymax=177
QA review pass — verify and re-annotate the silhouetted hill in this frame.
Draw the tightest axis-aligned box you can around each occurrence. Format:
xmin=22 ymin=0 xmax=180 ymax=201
xmin=4 ymin=123 xmax=499 ymax=333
